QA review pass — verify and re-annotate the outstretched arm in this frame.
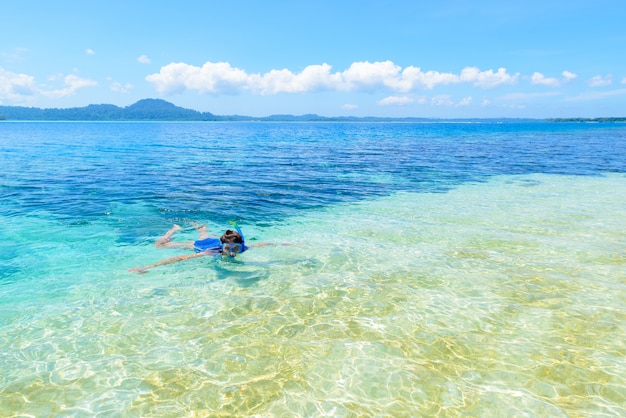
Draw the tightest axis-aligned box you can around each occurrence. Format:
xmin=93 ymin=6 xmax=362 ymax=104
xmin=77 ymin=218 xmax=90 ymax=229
xmin=247 ymin=242 xmax=304 ymax=248
xmin=249 ymin=242 xmax=296 ymax=248
xmin=129 ymin=251 xmax=210 ymax=273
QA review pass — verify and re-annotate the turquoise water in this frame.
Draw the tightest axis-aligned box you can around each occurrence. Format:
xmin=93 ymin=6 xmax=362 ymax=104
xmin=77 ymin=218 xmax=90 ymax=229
xmin=1 ymin=122 xmax=625 ymax=416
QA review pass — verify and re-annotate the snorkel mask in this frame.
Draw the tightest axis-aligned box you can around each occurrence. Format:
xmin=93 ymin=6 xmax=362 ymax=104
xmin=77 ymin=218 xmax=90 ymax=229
xmin=221 ymin=242 xmax=243 ymax=257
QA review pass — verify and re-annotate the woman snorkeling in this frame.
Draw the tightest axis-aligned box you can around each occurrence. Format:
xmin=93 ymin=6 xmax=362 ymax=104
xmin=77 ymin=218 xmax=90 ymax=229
xmin=129 ymin=222 xmax=273 ymax=273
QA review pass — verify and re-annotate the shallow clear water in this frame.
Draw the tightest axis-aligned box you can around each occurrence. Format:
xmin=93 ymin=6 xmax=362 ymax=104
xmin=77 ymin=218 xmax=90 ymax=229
xmin=1 ymin=122 xmax=625 ymax=416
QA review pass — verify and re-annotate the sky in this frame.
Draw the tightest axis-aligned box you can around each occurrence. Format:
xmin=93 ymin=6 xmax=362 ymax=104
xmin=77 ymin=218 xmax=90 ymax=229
xmin=1 ymin=0 xmax=626 ymax=118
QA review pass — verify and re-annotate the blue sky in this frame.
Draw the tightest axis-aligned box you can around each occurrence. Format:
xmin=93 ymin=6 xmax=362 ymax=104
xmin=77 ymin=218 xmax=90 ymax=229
xmin=1 ymin=0 xmax=625 ymax=118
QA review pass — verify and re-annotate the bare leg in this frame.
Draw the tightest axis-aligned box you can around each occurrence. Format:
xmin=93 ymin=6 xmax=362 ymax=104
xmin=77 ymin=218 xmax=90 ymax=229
xmin=155 ymin=224 xmax=182 ymax=247
xmin=129 ymin=251 xmax=209 ymax=273
xmin=154 ymin=224 xmax=194 ymax=250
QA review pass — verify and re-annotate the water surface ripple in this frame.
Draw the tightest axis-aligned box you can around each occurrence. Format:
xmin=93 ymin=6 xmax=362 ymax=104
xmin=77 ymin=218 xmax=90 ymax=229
xmin=0 ymin=122 xmax=625 ymax=416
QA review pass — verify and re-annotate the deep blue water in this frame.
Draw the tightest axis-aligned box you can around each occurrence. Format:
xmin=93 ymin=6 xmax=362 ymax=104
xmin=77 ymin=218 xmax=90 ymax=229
xmin=2 ymin=121 xmax=625 ymax=231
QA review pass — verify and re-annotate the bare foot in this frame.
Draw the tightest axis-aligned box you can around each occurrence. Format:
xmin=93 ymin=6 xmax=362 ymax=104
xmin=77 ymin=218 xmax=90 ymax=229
xmin=156 ymin=224 xmax=183 ymax=247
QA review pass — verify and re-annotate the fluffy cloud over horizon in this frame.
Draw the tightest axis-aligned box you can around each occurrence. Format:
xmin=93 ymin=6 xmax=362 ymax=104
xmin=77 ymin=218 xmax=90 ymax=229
xmin=378 ymin=95 xmax=415 ymax=106
xmin=0 ymin=68 xmax=97 ymax=103
xmin=588 ymin=74 xmax=613 ymax=87
xmin=42 ymin=74 xmax=98 ymax=98
xmin=1 ymin=60 xmax=622 ymax=112
xmin=0 ymin=67 xmax=37 ymax=101
xmin=145 ymin=60 xmax=521 ymax=96
xmin=531 ymin=70 xmax=577 ymax=87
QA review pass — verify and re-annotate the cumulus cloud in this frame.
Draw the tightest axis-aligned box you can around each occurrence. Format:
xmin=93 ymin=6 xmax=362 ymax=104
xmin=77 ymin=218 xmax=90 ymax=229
xmin=328 ymin=61 xmax=389 ymax=92
xmin=86 ymin=48 xmax=95 ymax=55
xmin=137 ymin=54 xmax=151 ymax=64
xmin=109 ymin=80 xmax=133 ymax=93
xmin=431 ymin=95 xmax=454 ymax=106
xmin=562 ymin=71 xmax=577 ymax=82
xmin=0 ymin=67 xmax=37 ymax=102
xmin=588 ymin=74 xmax=613 ymax=87
xmin=249 ymin=63 xmax=337 ymax=94
xmin=460 ymin=67 xmax=519 ymax=88
xmin=378 ymin=95 xmax=414 ymax=106
xmin=342 ymin=103 xmax=358 ymax=110
xmin=146 ymin=60 xmax=520 ymax=96
xmin=457 ymin=96 xmax=472 ymax=106
xmin=397 ymin=66 xmax=458 ymax=90
xmin=531 ymin=72 xmax=560 ymax=87
xmin=0 ymin=67 xmax=98 ymax=103
xmin=42 ymin=74 xmax=98 ymax=98
xmin=146 ymin=61 xmax=249 ymax=95
xmin=531 ymin=70 xmax=577 ymax=87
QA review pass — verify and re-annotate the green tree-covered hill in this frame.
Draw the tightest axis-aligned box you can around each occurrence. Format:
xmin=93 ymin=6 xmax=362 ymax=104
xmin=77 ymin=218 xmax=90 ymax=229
xmin=0 ymin=99 xmax=218 ymax=121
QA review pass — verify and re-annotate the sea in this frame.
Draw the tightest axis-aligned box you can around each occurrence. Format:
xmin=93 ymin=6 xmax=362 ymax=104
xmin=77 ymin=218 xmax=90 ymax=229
xmin=1 ymin=121 xmax=625 ymax=417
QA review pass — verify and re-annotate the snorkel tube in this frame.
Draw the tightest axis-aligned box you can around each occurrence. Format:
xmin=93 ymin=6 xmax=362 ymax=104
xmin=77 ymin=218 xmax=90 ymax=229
xmin=229 ymin=221 xmax=247 ymax=252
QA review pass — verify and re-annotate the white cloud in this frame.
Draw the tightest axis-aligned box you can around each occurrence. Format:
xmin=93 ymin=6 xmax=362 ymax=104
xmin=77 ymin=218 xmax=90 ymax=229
xmin=146 ymin=61 xmax=249 ymax=95
xmin=460 ymin=67 xmax=519 ymax=88
xmin=0 ymin=68 xmax=97 ymax=103
xmin=249 ymin=63 xmax=337 ymax=94
xmin=588 ymin=74 xmax=612 ymax=87
xmin=396 ymin=66 xmax=458 ymax=90
xmin=531 ymin=70 xmax=577 ymax=87
xmin=0 ymin=67 xmax=37 ymax=102
xmin=42 ymin=74 xmax=98 ymax=98
xmin=86 ymin=48 xmax=95 ymax=55
xmin=562 ymin=70 xmax=577 ymax=82
xmin=531 ymin=72 xmax=560 ymax=87
xmin=425 ymin=95 xmax=473 ymax=107
xmin=342 ymin=103 xmax=358 ymax=110
xmin=110 ymin=81 xmax=133 ymax=93
xmin=622 ymin=76 xmax=626 ymax=84
xmin=457 ymin=96 xmax=472 ymax=106
xmin=431 ymin=95 xmax=454 ymax=106
xmin=378 ymin=95 xmax=414 ymax=106
xmin=146 ymin=61 xmax=521 ymax=96
xmin=337 ymin=61 xmax=400 ymax=92
xmin=137 ymin=54 xmax=151 ymax=64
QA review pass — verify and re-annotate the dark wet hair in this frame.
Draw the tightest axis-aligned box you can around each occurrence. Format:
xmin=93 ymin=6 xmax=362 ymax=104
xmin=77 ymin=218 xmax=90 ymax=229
xmin=220 ymin=230 xmax=243 ymax=244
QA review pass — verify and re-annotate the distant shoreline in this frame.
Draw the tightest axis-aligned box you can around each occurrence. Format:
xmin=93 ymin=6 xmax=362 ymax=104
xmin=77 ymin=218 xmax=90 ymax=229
xmin=1 ymin=98 xmax=624 ymax=122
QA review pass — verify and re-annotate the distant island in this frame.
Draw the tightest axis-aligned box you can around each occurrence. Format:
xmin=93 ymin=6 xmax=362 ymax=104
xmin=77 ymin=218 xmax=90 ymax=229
xmin=0 ymin=99 xmax=432 ymax=122
xmin=546 ymin=117 xmax=626 ymax=123
xmin=0 ymin=99 xmax=220 ymax=121
xmin=0 ymin=98 xmax=624 ymax=122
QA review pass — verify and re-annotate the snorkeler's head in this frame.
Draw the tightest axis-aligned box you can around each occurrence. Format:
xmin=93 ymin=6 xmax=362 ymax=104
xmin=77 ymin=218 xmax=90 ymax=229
xmin=220 ymin=230 xmax=244 ymax=257
xmin=220 ymin=230 xmax=243 ymax=244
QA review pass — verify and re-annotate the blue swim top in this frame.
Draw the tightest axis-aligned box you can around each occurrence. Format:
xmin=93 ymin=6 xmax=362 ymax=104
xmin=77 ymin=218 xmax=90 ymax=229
xmin=193 ymin=237 xmax=222 ymax=253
